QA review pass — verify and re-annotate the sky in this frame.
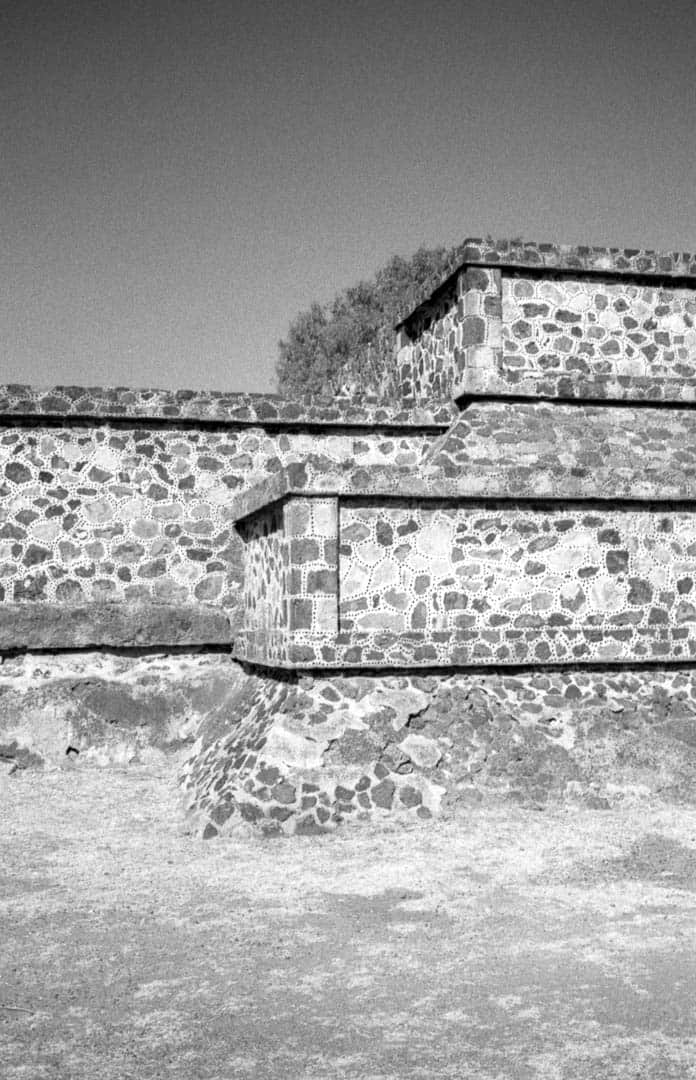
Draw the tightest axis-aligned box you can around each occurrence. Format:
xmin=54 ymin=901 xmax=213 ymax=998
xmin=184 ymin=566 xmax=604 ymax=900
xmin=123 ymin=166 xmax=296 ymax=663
xmin=1 ymin=0 xmax=695 ymax=394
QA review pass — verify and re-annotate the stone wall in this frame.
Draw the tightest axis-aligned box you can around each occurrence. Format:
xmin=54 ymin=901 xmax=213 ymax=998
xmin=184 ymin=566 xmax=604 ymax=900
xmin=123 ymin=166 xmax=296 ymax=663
xmin=501 ymin=274 xmax=696 ymax=382
xmin=339 ymin=502 xmax=696 ymax=665
xmin=0 ymin=390 xmax=445 ymax=778
xmin=10 ymin=239 xmax=696 ymax=836
xmin=180 ymin=237 xmax=696 ymax=832
xmin=0 ymin=390 xmax=441 ymax=647
xmin=183 ymin=665 xmax=696 ymax=837
xmin=234 ymin=491 xmax=696 ymax=670
xmin=397 ymin=239 xmax=696 ymax=403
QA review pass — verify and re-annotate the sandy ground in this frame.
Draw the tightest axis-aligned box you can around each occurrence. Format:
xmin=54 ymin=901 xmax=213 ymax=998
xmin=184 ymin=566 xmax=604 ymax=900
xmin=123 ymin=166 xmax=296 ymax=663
xmin=2 ymin=762 xmax=696 ymax=1079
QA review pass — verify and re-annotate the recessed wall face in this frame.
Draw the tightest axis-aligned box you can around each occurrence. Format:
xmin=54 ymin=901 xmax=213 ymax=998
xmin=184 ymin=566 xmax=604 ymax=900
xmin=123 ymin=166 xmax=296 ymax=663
xmin=0 ymin=426 xmax=244 ymax=607
xmin=0 ymin=425 xmax=431 ymax=615
xmin=338 ymin=501 xmax=696 ymax=666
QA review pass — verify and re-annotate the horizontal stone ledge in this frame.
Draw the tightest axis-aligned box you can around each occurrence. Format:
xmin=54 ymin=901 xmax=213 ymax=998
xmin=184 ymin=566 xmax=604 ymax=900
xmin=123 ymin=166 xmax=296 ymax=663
xmin=396 ymin=237 xmax=696 ymax=332
xmin=229 ymin=470 xmax=696 ymax=523
xmin=456 ymin=368 xmax=696 ymax=405
xmin=0 ymin=603 xmax=233 ymax=649
xmin=0 ymin=385 xmax=455 ymax=429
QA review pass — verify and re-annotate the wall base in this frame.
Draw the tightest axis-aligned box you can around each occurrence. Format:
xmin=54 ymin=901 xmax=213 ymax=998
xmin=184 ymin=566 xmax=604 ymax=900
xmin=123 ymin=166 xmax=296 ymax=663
xmin=181 ymin=665 xmax=696 ymax=836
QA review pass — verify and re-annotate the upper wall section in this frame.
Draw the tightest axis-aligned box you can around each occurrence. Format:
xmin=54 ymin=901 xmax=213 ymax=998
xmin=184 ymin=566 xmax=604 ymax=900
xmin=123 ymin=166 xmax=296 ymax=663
xmin=396 ymin=239 xmax=696 ymax=404
xmin=0 ymin=385 xmax=456 ymax=427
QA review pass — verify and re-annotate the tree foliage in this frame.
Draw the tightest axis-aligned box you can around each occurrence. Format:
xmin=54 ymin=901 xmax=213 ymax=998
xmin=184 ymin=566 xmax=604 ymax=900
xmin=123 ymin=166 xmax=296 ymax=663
xmin=276 ymin=243 xmax=471 ymax=398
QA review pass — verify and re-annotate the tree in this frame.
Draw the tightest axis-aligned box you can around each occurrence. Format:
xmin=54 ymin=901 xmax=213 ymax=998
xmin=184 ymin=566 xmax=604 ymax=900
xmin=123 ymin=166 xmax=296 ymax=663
xmin=276 ymin=243 xmax=470 ymax=398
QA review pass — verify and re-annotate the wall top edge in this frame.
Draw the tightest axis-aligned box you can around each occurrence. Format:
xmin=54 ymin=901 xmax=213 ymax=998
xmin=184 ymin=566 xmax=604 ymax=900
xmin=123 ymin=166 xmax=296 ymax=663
xmin=458 ymin=238 xmax=696 ymax=276
xmin=229 ymin=467 xmax=696 ymax=524
xmin=396 ymin=237 xmax=696 ymax=331
xmin=0 ymin=386 xmax=455 ymax=428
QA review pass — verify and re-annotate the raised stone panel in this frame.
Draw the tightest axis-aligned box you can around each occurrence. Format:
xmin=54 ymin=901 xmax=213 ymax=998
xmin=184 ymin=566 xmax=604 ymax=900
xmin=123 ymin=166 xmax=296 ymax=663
xmin=235 ymin=490 xmax=696 ymax=670
xmin=501 ymin=275 xmax=696 ymax=381
xmin=497 ymin=274 xmax=696 ymax=397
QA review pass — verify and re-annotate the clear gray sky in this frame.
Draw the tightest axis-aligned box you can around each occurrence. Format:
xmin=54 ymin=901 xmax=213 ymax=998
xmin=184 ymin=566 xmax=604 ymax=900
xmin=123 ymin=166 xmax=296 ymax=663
xmin=2 ymin=0 xmax=694 ymax=393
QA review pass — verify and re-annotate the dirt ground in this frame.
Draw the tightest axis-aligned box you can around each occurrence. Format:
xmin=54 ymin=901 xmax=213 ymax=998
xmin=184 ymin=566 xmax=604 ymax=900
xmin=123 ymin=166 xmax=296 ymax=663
xmin=2 ymin=762 xmax=696 ymax=1080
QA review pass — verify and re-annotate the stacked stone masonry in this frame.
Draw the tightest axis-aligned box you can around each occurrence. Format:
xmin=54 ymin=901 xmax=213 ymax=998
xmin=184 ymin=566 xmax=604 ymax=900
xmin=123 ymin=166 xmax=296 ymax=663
xmin=182 ymin=666 xmax=696 ymax=837
xmin=171 ymin=240 xmax=696 ymax=830
xmin=233 ymin=241 xmax=696 ymax=678
xmin=0 ymin=414 xmax=435 ymax=644
xmin=234 ymin=494 xmax=696 ymax=669
xmin=8 ymin=237 xmax=696 ymax=835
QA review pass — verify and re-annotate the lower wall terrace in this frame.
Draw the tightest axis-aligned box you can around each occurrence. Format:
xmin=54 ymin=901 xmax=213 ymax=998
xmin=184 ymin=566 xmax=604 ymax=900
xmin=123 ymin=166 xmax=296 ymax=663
xmin=7 ymin=648 xmax=696 ymax=835
xmin=182 ymin=664 xmax=696 ymax=836
xmin=0 ymin=649 xmax=246 ymax=770
xmin=338 ymin=500 xmax=696 ymax=665
xmin=235 ymin=494 xmax=696 ymax=668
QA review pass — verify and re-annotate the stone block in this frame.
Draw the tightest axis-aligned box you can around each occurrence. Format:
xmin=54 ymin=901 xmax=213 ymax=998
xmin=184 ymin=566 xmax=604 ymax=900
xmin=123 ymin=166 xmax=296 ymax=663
xmin=0 ymin=602 xmax=233 ymax=648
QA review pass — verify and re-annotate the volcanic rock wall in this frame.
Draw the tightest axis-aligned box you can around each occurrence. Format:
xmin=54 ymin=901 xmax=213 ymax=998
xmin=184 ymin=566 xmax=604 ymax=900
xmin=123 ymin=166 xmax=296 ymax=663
xmin=0 ymin=390 xmax=440 ymax=648
xmin=182 ymin=666 xmax=696 ymax=837
xmin=396 ymin=239 xmax=696 ymax=403
xmin=183 ymin=239 xmax=696 ymax=834
xmin=9 ymin=239 xmax=696 ymax=837
xmin=0 ymin=389 xmax=444 ymax=768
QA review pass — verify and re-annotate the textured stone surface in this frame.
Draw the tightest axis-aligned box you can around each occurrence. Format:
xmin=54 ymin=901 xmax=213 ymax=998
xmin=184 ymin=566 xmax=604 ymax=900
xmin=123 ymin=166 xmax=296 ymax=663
xmin=232 ymin=393 xmax=696 ymax=669
xmin=239 ymin=503 xmax=289 ymax=665
xmin=0 ymin=651 xmax=245 ymax=767
xmin=442 ymin=238 xmax=696 ymax=278
xmin=337 ymin=502 xmax=696 ymax=666
xmin=0 ymin=423 xmax=431 ymax=635
xmin=396 ymin=239 xmax=696 ymax=404
xmin=236 ymin=488 xmax=696 ymax=668
xmin=5 ymin=239 xmax=696 ymax=831
xmin=0 ymin=385 xmax=455 ymax=425
xmin=181 ymin=670 xmax=442 ymax=835
xmin=0 ymin=602 xmax=232 ymax=648
xmin=182 ymin=666 xmax=696 ymax=834
xmin=229 ymin=401 xmax=696 ymax=525
xmin=423 ymin=401 xmax=696 ymax=499
xmin=237 ymin=497 xmax=339 ymax=666
xmin=501 ymin=275 xmax=696 ymax=379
